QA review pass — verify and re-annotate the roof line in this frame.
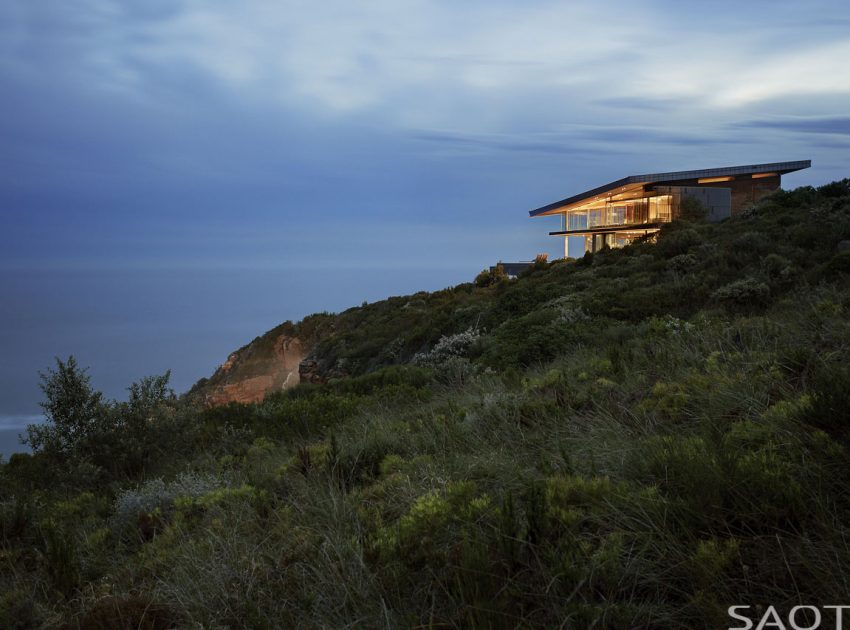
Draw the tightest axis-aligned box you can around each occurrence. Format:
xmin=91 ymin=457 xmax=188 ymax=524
xmin=529 ymin=160 xmax=811 ymax=217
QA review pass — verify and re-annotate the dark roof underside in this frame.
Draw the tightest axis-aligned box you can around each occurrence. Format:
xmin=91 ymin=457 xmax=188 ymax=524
xmin=529 ymin=160 xmax=811 ymax=217
xmin=549 ymin=222 xmax=663 ymax=237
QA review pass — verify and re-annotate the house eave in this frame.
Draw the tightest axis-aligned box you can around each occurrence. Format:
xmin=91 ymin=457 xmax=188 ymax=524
xmin=529 ymin=160 xmax=811 ymax=218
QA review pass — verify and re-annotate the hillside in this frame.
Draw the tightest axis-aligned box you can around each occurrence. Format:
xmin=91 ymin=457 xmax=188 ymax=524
xmin=192 ymin=180 xmax=850 ymax=405
xmin=3 ymin=180 xmax=850 ymax=628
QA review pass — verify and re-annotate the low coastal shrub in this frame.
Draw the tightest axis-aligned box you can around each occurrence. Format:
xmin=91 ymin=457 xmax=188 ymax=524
xmin=2 ymin=182 xmax=850 ymax=627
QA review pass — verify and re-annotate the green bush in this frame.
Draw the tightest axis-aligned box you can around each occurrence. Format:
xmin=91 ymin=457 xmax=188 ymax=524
xmin=817 ymin=178 xmax=850 ymax=198
xmin=75 ymin=595 xmax=177 ymax=630
xmin=711 ymin=277 xmax=771 ymax=308
xmin=0 ymin=589 xmax=40 ymax=629
xmin=475 ymin=264 xmax=508 ymax=287
xmin=22 ymin=358 xmax=179 ymax=481
xmin=3 ymin=181 xmax=850 ymax=627
xmin=24 ymin=356 xmax=106 ymax=458
xmin=819 ymin=250 xmax=850 ymax=279
xmin=678 ymin=197 xmax=708 ymax=221
xmin=806 ymin=363 xmax=850 ymax=433
xmin=630 ymin=435 xmax=724 ymax=522
xmin=656 ymin=227 xmax=701 ymax=258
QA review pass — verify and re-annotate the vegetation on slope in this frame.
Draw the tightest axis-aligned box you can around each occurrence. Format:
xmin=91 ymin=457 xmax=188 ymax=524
xmin=2 ymin=181 xmax=850 ymax=628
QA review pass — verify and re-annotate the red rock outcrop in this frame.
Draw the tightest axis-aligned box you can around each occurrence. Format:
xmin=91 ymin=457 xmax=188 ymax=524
xmin=201 ymin=335 xmax=306 ymax=406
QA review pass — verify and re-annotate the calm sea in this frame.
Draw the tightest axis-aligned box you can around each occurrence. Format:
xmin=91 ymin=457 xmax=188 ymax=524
xmin=0 ymin=266 xmax=468 ymax=460
xmin=0 ymin=414 xmax=41 ymax=460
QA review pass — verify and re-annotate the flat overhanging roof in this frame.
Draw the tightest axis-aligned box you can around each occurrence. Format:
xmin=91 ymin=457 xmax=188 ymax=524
xmin=529 ymin=160 xmax=812 ymax=217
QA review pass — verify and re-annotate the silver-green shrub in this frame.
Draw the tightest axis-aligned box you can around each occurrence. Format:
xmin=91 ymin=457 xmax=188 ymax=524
xmin=412 ymin=327 xmax=481 ymax=368
xmin=111 ymin=471 xmax=226 ymax=531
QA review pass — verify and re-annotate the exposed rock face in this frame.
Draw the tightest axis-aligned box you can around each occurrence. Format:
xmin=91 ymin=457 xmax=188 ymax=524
xmin=299 ymin=359 xmax=324 ymax=384
xmin=298 ymin=358 xmax=349 ymax=384
xmin=201 ymin=335 xmax=306 ymax=406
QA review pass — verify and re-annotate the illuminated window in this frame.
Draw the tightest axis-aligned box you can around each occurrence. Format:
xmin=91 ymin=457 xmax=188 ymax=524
xmin=649 ymin=195 xmax=672 ymax=222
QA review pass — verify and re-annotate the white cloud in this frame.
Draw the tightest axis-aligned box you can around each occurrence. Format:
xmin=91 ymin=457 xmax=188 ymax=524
xmin=4 ymin=0 xmax=850 ymax=145
xmin=711 ymin=40 xmax=850 ymax=107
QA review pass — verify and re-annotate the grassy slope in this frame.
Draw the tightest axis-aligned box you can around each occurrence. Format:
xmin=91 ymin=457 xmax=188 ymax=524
xmin=2 ymin=182 xmax=850 ymax=628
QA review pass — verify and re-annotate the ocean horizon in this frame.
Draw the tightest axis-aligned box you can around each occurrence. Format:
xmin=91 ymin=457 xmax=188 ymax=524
xmin=0 ymin=414 xmax=43 ymax=460
xmin=0 ymin=266 xmax=473 ymax=431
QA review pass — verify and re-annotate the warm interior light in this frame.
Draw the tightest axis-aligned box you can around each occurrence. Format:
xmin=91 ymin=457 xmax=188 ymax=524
xmin=698 ymin=176 xmax=734 ymax=183
xmin=752 ymin=172 xmax=778 ymax=179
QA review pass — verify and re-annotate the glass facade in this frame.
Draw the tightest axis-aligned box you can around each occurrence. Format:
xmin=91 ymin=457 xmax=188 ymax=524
xmin=564 ymin=193 xmax=674 ymax=255
xmin=567 ymin=194 xmax=672 ymax=231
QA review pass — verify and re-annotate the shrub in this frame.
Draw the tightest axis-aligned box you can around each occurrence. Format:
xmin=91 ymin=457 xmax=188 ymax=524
xmin=629 ymin=435 xmax=724 ymax=522
xmin=40 ymin=518 xmax=80 ymax=596
xmin=259 ymin=392 xmax=362 ymax=442
xmin=657 ymin=228 xmax=701 ymax=258
xmin=638 ymin=381 xmax=690 ymax=419
xmin=761 ymin=253 xmax=796 ymax=285
xmin=0 ymin=495 xmax=36 ymax=544
xmin=679 ymin=197 xmax=708 ymax=222
xmin=334 ymin=416 xmax=412 ymax=487
xmin=111 ymin=472 xmax=227 ymax=539
xmin=689 ymin=537 xmax=740 ymax=590
xmin=722 ymin=419 xmax=809 ymax=527
xmin=789 ymin=223 xmax=823 ymax=249
xmin=23 ymin=359 xmax=178 ymax=480
xmin=484 ymin=309 xmax=574 ymax=366
xmin=152 ymin=507 xmax=302 ymax=628
xmin=475 ymin=264 xmax=508 ymax=287
xmin=24 ymin=356 xmax=105 ymax=458
xmin=5 ymin=181 xmax=850 ymax=627
xmin=373 ymin=480 xmax=494 ymax=569
xmin=0 ymin=589 xmax=40 ymax=629
xmin=433 ymin=356 xmax=478 ymax=387
xmin=733 ymin=231 xmax=771 ymax=255
xmin=711 ymin=278 xmax=771 ymax=308
xmin=668 ymin=253 xmax=698 ymax=274
xmin=817 ymin=179 xmax=850 ymax=198
xmin=75 ymin=595 xmax=177 ymax=630
xmin=806 ymin=363 xmax=850 ymax=433
xmin=819 ymin=250 xmax=850 ymax=279
xmin=544 ymin=295 xmax=588 ymax=324
xmin=412 ymin=327 xmax=482 ymax=367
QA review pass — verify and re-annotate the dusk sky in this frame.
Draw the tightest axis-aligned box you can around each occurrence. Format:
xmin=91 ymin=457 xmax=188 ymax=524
xmin=1 ymin=0 xmax=849 ymax=429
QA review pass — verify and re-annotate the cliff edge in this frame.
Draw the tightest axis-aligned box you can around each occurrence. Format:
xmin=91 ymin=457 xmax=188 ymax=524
xmin=188 ymin=323 xmax=310 ymax=406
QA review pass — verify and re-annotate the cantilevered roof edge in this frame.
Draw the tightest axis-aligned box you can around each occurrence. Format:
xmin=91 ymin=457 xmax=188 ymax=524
xmin=529 ymin=160 xmax=811 ymax=218
xmin=528 ymin=176 xmax=634 ymax=217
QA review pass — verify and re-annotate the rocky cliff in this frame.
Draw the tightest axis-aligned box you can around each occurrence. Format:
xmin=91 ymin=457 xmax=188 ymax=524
xmin=187 ymin=311 xmax=352 ymax=407
xmin=192 ymin=332 xmax=307 ymax=406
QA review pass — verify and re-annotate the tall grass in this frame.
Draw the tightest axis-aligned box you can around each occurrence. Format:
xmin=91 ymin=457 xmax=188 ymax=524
xmin=3 ymin=183 xmax=850 ymax=627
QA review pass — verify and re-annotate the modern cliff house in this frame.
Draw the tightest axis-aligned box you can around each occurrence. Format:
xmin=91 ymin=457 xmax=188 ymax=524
xmin=530 ymin=160 xmax=811 ymax=257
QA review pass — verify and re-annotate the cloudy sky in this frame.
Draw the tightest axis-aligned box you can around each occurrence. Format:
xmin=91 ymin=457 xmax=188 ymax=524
xmin=1 ymin=0 xmax=848 ymax=421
